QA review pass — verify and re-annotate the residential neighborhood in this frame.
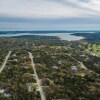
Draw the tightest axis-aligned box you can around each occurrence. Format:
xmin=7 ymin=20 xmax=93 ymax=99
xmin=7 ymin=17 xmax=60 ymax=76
xmin=0 ymin=36 xmax=100 ymax=100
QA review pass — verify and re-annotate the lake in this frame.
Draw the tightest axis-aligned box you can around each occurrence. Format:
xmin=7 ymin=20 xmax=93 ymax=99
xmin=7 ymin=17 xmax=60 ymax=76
xmin=0 ymin=32 xmax=85 ymax=41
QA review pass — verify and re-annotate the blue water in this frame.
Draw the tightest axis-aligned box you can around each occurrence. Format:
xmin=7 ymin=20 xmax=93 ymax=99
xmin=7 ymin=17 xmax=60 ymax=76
xmin=0 ymin=30 xmax=96 ymax=41
xmin=0 ymin=32 xmax=85 ymax=41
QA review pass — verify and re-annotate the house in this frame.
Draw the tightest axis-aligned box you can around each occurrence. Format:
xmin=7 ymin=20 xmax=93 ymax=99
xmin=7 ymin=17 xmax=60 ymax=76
xmin=4 ymin=93 xmax=12 ymax=97
xmin=58 ymin=60 xmax=62 ymax=64
xmin=26 ymin=83 xmax=34 ymax=92
xmin=13 ymin=59 xmax=18 ymax=62
xmin=12 ymin=54 xmax=16 ymax=57
xmin=52 ymin=65 xmax=59 ymax=69
xmin=71 ymin=66 xmax=78 ymax=72
xmin=21 ymin=66 xmax=28 ymax=69
xmin=80 ymin=55 xmax=85 ymax=57
xmin=0 ymin=88 xmax=4 ymax=94
xmin=32 ymin=43 xmax=35 ymax=46
xmin=95 ymin=63 xmax=100 ymax=67
xmin=52 ymin=56 xmax=56 ymax=59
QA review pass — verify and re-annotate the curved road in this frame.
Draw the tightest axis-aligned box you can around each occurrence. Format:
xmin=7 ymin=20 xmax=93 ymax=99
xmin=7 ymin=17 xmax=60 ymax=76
xmin=0 ymin=51 xmax=12 ymax=73
xmin=29 ymin=52 xmax=46 ymax=100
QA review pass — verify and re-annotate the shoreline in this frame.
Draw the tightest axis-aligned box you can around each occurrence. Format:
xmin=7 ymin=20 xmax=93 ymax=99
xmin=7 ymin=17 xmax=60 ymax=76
xmin=0 ymin=33 xmax=85 ymax=41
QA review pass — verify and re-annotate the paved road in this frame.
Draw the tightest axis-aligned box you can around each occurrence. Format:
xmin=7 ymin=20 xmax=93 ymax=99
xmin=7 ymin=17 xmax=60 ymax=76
xmin=29 ymin=52 xmax=46 ymax=100
xmin=0 ymin=51 xmax=12 ymax=73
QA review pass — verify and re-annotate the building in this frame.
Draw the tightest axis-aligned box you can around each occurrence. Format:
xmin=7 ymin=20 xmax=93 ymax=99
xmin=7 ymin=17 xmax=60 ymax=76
xmin=4 ymin=93 xmax=12 ymax=97
xmin=52 ymin=65 xmax=59 ymax=69
xmin=0 ymin=88 xmax=4 ymax=94
xmin=71 ymin=66 xmax=78 ymax=72
xmin=26 ymin=83 xmax=35 ymax=92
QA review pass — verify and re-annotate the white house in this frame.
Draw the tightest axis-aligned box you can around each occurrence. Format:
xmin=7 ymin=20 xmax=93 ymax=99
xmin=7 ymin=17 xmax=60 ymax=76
xmin=12 ymin=54 xmax=16 ymax=57
xmin=52 ymin=65 xmax=59 ymax=69
xmin=71 ymin=66 xmax=78 ymax=72
xmin=0 ymin=88 xmax=4 ymax=94
xmin=4 ymin=93 xmax=12 ymax=97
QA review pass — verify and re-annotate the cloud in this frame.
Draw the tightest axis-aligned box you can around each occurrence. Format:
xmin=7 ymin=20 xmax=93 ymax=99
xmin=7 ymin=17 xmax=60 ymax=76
xmin=78 ymin=0 xmax=91 ymax=3
xmin=0 ymin=22 xmax=100 ymax=31
xmin=0 ymin=0 xmax=100 ymax=19
xmin=0 ymin=0 xmax=100 ymax=30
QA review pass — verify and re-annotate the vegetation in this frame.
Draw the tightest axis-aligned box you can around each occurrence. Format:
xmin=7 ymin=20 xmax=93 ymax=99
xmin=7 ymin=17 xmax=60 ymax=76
xmin=0 ymin=33 xmax=100 ymax=100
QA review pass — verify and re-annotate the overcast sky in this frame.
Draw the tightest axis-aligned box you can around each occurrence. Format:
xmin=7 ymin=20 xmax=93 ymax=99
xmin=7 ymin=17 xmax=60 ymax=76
xmin=0 ymin=0 xmax=100 ymax=30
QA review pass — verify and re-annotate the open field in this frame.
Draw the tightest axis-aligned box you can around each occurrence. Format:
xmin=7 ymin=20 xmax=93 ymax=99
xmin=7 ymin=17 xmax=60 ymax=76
xmin=92 ymin=44 xmax=100 ymax=55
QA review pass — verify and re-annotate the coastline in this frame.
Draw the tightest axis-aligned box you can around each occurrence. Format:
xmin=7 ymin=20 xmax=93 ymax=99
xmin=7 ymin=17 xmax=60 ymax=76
xmin=0 ymin=33 xmax=85 ymax=41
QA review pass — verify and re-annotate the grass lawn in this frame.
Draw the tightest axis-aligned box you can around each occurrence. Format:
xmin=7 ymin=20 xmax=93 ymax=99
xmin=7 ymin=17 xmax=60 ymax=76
xmin=92 ymin=44 xmax=100 ymax=55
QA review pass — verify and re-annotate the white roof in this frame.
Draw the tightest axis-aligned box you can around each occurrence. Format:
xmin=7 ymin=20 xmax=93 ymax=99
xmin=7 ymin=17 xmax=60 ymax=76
xmin=71 ymin=66 xmax=77 ymax=71
xmin=4 ymin=93 xmax=12 ymax=97
xmin=0 ymin=89 xmax=4 ymax=93
xmin=52 ymin=65 xmax=58 ymax=69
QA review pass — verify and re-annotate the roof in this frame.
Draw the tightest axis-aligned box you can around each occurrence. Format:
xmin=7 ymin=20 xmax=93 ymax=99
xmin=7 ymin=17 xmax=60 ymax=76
xmin=0 ymin=89 xmax=4 ymax=93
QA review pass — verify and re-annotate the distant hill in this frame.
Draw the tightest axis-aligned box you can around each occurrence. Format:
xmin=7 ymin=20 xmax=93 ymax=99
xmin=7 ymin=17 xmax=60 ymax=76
xmin=71 ymin=33 xmax=100 ymax=43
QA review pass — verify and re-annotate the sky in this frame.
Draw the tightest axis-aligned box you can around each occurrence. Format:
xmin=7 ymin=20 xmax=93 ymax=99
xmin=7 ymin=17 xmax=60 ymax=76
xmin=0 ymin=0 xmax=100 ymax=30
